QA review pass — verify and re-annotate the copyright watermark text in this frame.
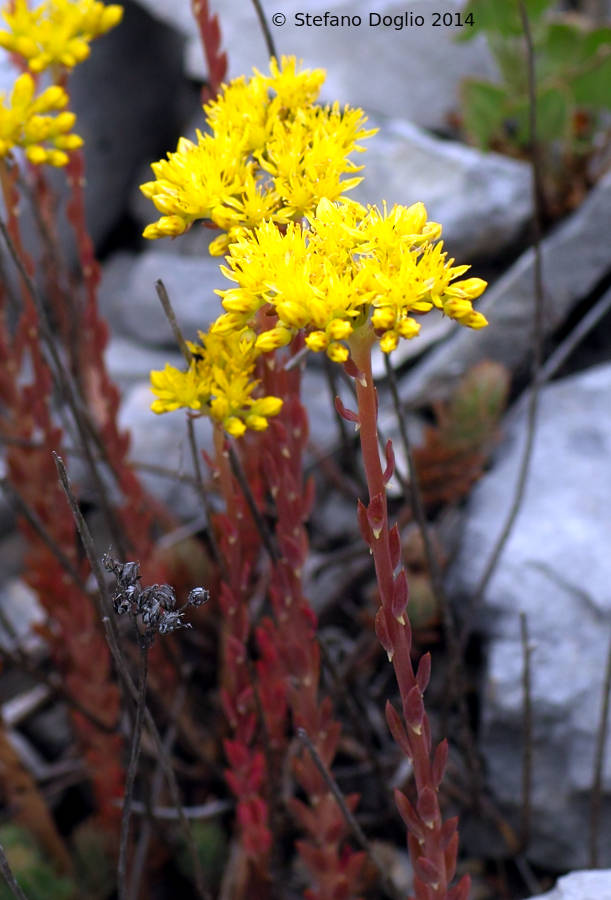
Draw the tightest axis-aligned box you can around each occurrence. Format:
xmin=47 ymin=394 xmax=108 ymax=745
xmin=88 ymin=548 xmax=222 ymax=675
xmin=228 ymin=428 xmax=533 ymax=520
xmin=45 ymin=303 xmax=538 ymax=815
xmin=271 ymin=10 xmax=475 ymax=29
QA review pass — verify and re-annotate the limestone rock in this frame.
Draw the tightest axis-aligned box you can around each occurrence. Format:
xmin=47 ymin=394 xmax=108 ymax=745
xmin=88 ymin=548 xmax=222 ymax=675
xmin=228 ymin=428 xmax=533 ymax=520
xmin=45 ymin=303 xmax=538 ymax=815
xmin=353 ymin=118 xmax=532 ymax=260
xmin=399 ymin=170 xmax=611 ymax=407
xmin=98 ymin=248 xmax=227 ymax=346
xmin=132 ymin=0 xmax=497 ymax=131
xmin=531 ymin=870 xmax=611 ymax=900
xmin=449 ymin=363 xmax=611 ymax=869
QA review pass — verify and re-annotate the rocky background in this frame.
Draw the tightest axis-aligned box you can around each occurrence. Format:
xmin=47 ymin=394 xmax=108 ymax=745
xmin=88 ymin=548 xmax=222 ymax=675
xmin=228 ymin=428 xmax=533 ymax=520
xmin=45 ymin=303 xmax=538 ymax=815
xmin=1 ymin=1 xmax=611 ymax=897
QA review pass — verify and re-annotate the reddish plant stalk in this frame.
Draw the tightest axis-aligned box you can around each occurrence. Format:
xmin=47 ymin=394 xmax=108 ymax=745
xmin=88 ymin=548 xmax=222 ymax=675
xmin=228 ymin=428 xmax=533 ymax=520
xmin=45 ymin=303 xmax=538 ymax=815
xmin=349 ymin=333 xmax=470 ymax=900
xmin=1 ymin=149 xmax=172 ymax=826
xmin=191 ymin=0 xmax=228 ymax=102
xmin=261 ymin=355 xmax=365 ymax=899
xmin=0 ymin=321 xmax=124 ymax=829
xmin=210 ymin=424 xmax=273 ymax=878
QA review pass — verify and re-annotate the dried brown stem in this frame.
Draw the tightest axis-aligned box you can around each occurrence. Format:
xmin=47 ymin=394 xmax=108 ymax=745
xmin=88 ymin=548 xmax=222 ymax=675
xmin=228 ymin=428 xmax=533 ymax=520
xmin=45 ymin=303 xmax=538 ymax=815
xmin=589 ymin=625 xmax=611 ymax=866
xmin=118 ymin=642 xmax=149 ymax=900
xmin=53 ymin=454 xmax=209 ymax=899
xmin=128 ymin=669 xmax=192 ymax=899
xmin=249 ymin=0 xmax=277 ymax=59
xmin=0 ymin=218 xmax=127 ymax=558
xmin=519 ymin=612 xmax=533 ymax=852
xmin=296 ymin=728 xmax=402 ymax=900
xmin=155 ymin=279 xmax=193 ymax=365
xmin=227 ymin=441 xmax=278 ymax=564
xmin=461 ymin=0 xmax=545 ymax=649
xmin=186 ymin=418 xmax=229 ymax=580
xmin=0 ymin=843 xmax=30 ymax=900
xmin=0 ymin=477 xmax=86 ymax=592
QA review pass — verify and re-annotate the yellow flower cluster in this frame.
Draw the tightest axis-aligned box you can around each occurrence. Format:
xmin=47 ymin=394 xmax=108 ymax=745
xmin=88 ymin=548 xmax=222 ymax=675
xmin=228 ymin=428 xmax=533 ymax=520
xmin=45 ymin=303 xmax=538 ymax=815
xmin=0 ymin=71 xmax=82 ymax=165
xmin=146 ymin=57 xmax=487 ymax=436
xmin=0 ymin=0 xmax=123 ymax=72
xmin=140 ymin=56 xmax=375 ymax=253
xmin=212 ymin=198 xmax=488 ymax=361
xmin=150 ymin=329 xmax=283 ymax=437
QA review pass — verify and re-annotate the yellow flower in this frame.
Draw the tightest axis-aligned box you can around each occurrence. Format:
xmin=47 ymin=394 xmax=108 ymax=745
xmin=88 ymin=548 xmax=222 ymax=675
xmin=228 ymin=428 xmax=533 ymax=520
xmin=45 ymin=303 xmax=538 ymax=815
xmin=0 ymin=0 xmax=123 ymax=72
xmin=258 ymin=54 xmax=326 ymax=111
xmin=150 ymin=329 xmax=283 ymax=437
xmin=212 ymin=198 xmax=487 ymax=361
xmin=0 ymin=71 xmax=82 ymax=165
xmin=259 ymin=103 xmax=374 ymax=220
xmin=141 ymin=131 xmax=252 ymax=240
xmin=141 ymin=56 xmax=375 ymax=245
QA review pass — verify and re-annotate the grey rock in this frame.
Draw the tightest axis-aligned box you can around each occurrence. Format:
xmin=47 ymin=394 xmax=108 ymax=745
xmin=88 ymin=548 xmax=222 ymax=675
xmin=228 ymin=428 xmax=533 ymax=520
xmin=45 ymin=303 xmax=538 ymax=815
xmin=449 ymin=363 xmax=611 ymax=869
xmin=98 ymin=248 xmax=227 ymax=346
xmin=301 ymin=366 xmax=359 ymax=454
xmin=399 ymin=169 xmax=611 ymax=407
xmin=353 ymin=118 xmax=532 ymax=260
xmin=1 ymin=1 xmax=198 ymax=270
xmin=117 ymin=381 xmax=214 ymax=520
xmin=105 ymin=336 xmax=184 ymax=388
xmin=67 ymin=0 xmax=197 ymax=247
xmin=0 ymin=579 xmax=46 ymax=655
xmin=531 ymin=870 xmax=611 ymax=900
xmin=133 ymin=0 xmax=497 ymax=131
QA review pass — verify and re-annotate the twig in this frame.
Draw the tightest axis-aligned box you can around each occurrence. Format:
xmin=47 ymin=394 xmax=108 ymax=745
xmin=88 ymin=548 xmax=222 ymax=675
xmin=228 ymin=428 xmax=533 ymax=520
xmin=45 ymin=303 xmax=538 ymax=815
xmin=514 ymin=855 xmax=541 ymax=896
xmin=154 ymin=278 xmax=229 ymax=577
xmin=52 ymin=453 xmax=112 ymax=622
xmin=186 ymin=418 xmax=229 ymax=580
xmin=382 ymin=355 xmax=446 ymax=613
xmin=126 ymin=800 xmax=231 ymax=820
xmin=53 ymin=454 xmax=209 ymax=900
xmin=155 ymin=279 xmax=193 ymax=365
xmin=0 ymin=477 xmax=87 ymax=592
xmin=0 ymin=433 xmax=208 ymax=489
xmin=128 ymin=669 xmax=192 ymax=899
xmin=510 ymin=285 xmax=611 ymax=423
xmin=101 ymin=619 xmax=209 ymax=900
xmin=227 ymin=441 xmax=278 ymax=563
xmin=0 ymin=646 xmax=117 ymax=734
xmin=296 ymin=728 xmax=402 ymax=900
xmin=118 ymin=641 xmax=149 ymax=900
xmin=589 ymin=625 xmax=611 ymax=866
xmin=283 ymin=345 xmax=309 ymax=372
xmin=0 ymin=844 xmax=29 ymax=900
xmin=249 ymin=0 xmax=277 ymax=59
xmin=461 ymin=0 xmax=545 ymax=649
xmin=0 ymin=218 xmax=127 ymax=558
xmin=323 ymin=355 xmax=353 ymax=459
xmin=383 ymin=356 xmax=485 ymax=801
xmin=519 ymin=612 xmax=533 ymax=853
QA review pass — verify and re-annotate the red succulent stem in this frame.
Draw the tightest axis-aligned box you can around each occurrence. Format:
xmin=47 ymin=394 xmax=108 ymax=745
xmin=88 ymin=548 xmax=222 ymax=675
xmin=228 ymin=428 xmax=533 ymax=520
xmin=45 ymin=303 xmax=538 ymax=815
xmin=211 ymin=424 xmax=273 ymax=875
xmin=261 ymin=353 xmax=364 ymax=899
xmin=349 ymin=330 xmax=470 ymax=900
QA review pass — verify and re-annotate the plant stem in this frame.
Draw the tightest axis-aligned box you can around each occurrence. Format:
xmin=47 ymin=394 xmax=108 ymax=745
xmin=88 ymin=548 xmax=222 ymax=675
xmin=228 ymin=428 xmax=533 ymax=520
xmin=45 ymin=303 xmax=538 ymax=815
xmin=0 ymin=843 xmax=30 ymax=900
xmin=118 ymin=641 xmax=149 ymax=900
xmin=350 ymin=334 xmax=459 ymax=899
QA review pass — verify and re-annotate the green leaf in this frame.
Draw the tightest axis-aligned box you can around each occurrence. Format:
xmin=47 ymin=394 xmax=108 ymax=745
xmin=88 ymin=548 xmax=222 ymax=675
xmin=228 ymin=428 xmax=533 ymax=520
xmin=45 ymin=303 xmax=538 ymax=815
xmin=537 ymin=23 xmax=586 ymax=82
xmin=462 ymin=80 xmax=509 ymax=148
xmin=0 ymin=826 xmax=77 ymax=900
xmin=536 ymin=88 xmax=570 ymax=142
xmin=458 ymin=0 xmax=521 ymax=40
xmin=572 ymin=47 xmax=611 ymax=108
xmin=458 ymin=0 xmax=551 ymax=41
xmin=583 ymin=26 xmax=611 ymax=57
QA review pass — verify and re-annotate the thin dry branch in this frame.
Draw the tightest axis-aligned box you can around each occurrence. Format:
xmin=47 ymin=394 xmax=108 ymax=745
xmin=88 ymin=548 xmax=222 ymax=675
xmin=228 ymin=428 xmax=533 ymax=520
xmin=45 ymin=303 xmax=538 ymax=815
xmin=249 ymin=0 xmax=277 ymax=59
xmin=460 ymin=0 xmax=546 ymax=649
xmin=590 ymin=625 xmax=611 ymax=866
xmin=0 ymin=843 xmax=29 ymax=900
xmin=519 ymin=611 xmax=533 ymax=852
xmin=53 ymin=454 xmax=210 ymax=900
